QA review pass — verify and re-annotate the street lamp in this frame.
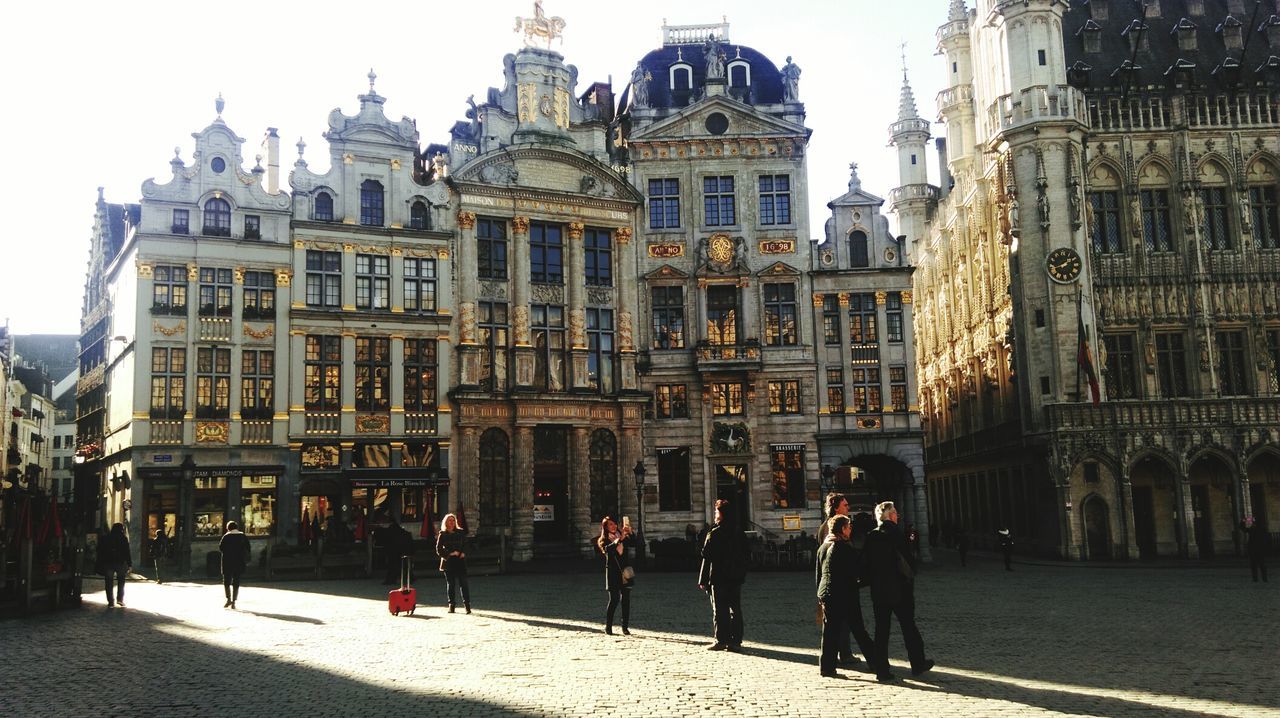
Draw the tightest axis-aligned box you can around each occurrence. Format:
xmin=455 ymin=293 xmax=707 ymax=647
xmin=632 ymin=459 xmax=646 ymax=567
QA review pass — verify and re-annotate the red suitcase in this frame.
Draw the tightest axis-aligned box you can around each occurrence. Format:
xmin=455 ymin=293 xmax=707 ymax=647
xmin=388 ymin=556 xmax=416 ymax=616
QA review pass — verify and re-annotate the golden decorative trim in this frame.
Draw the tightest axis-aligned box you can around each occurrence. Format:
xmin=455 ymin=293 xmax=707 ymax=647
xmin=342 ymin=243 xmax=355 ymax=253
xmin=457 ymin=211 xmax=476 ymax=229
xmin=342 ymin=153 xmax=354 ymax=165
xmin=838 ymin=293 xmax=850 ymax=307
xmin=288 ymin=405 xmax=305 ymax=412
xmin=233 ymin=267 xmax=245 ymax=284
xmin=390 ymin=158 xmax=401 ymax=170
xmin=289 ymin=330 xmax=306 ymax=337
xmin=186 ymin=264 xmax=199 ymax=281
xmin=390 ymin=307 xmax=404 ymax=314
xmin=390 ymin=222 xmax=402 ymax=229
xmin=153 ymin=320 xmax=186 ymax=337
xmin=273 ymin=270 xmax=291 ymax=288
xmin=341 ymin=406 xmax=356 ymax=413
xmin=437 ymin=248 xmax=449 ymax=260
xmin=339 ymin=441 xmax=356 ymax=449
xmin=342 ymin=218 xmax=357 ymax=225
xmin=758 ymin=239 xmax=795 ymax=254
xmin=908 ymin=404 xmax=920 ymax=412
xmin=812 ymin=294 xmax=825 ymax=307
xmin=391 ymin=247 xmax=404 ymax=256
xmin=647 ymin=242 xmax=684 ymax=259
xmin=882 ymin=405 xmax=895 ymax=413
xmin=901 ymin=291 xmax=913 ymax=304
xmin=566 ymin=222 xmax=585 ymax=240
xmin=875 ymin=291 xmax=887 ymax=305
xmin=342 ymin=304 xmax=357 ymax=312
xmin=243 ymin=324 xmax=274 ymax=340
xmin=355 ymin=414 xmax=391 ymax=434
xmin=340 ymin=330 xmax=357 ymax=338
xmin=614 ymin=227 xmax=633 ymax=244
xmin=137 ymin=262 xmax=154 ymax=278
xmin=437 ymin=406 xmax=452 ymax=413
xmin=133 ymin=411 xmax=150 ymax=419
xmin=293 ymin=240 xmax=305 ymax=249
xmin=195 ymin=421 xmax=229 ymax=444
xmin=291 ymin=301 xmax=305 ymax=309
xmin=273 ymin=413 xmax=289 ymax=420
xmin=818 ymin=407 xmax=830 ymax=415
xmin=512 ymin=216 xmax=530 ymax=234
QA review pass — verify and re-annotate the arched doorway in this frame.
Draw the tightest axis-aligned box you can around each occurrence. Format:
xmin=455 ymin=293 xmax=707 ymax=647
xmin=1246 ymin=451 xmax=1280 ymax=534
xmin=1082 ymin=495 xmax=1111 ymax=560
xmin=1128 ymin=455 xmax=1178 ymax=559
xmin=1187 ymin=453 xmax=1236 ymax=558
xmin=843 ymin=454 xmax=915 ymax=524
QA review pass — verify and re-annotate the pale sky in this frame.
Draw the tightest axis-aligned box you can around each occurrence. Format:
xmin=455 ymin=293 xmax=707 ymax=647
xmin=0 ymin=0 xmax=947 ymax=336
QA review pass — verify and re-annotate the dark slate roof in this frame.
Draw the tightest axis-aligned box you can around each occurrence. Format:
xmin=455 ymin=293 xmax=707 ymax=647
xmin=619 ymin=42 xmax=786 ymax=110
xmin=105 ymin=203 xmax=129 ymax=258
xmin=1063 ymin=0 xmax=1280 ymax=93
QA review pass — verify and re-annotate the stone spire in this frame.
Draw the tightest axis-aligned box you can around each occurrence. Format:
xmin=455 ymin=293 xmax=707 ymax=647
xmin=948 ymin=0 xmax=967 ymax=22
xmin=897 ymin=52 xmax=921 ymax=122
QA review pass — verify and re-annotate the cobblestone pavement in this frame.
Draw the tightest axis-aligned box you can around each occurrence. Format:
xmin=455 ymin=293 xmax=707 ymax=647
xmin=4 ymin=550 xmax=1277 ymax=717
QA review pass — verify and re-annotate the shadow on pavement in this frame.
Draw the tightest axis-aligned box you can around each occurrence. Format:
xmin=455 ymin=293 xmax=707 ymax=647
xmin=238 ymin=610 xmax=325 ymax=625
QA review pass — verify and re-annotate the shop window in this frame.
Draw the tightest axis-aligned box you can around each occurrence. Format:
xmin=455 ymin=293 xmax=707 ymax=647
xmin=194 ymin=476 xmax=227 ymax=538
xmin=241 ymin=476 xmax=277 ymax=536
xmin=770 ymin=448 xmax=806 ymax=509
xmin=479 ymin=428 xmax=510 ymax=526
xmin=658 ymin=447 xmax=692 ymax=512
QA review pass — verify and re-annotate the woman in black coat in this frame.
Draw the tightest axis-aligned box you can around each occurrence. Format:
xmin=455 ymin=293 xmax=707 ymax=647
xmin=436 ymin=513 xmax=471 ymax=613
xmin=596 ymin=515 xmax=635 ymax=635
xmin=100 ymin=523 xmax=132 ymax=608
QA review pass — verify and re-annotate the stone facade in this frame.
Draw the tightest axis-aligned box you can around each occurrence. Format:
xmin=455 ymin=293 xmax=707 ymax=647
xmin=904 ymin=0 xmax=1280 ymax=560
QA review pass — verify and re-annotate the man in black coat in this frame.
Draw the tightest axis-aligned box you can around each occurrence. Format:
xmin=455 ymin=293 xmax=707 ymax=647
xmin=698 ymin=499 xmax=747 ymax=651
xmin=219 ymin=520 xmax=252 ymax=609
xmin=863 ymin=501 xmax=933 ymax=681
xmin=997 ymin=527 xmax=1014 ymax=571
xmin=1246 ymin=517 xmax=1270 ymax=583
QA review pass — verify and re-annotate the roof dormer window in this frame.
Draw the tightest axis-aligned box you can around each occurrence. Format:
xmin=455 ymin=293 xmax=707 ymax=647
xmin=1079 ymin=20 xmax=1102 ymax=53
xmin=1087 ymin=0 xmax=1108 ymax=22
xmin=1219 ymin=15 xmax=1243 ymax=51
xmin=1173 ymin=18 xmax=1197 ymax=52
xmin=1142 ymin=0 xmax=1161 ymax=20
xmin=1186 ymin=0 xmax=1203 ymax=16
xmin=1123 ymin=20 xmax=1150 ymax=53
xmin=669 ymin=62 xmax=693 ymax=106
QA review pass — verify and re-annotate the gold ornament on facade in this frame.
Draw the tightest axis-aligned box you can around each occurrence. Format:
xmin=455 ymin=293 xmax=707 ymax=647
xmin=875 ymin=291 xmax=887 ymax=305
xmin=275 ymin=269 xmax=292 ymax=287
xmin=390 ymin=158 xmax=401 ymax=170
xmin=553 ymin=88 xmax=570 ymax=129
xmin=838 ymin=293 xmax=850 ymax=307
xmin=355 ymin=414 xmax=391 ymax=434
xmin=456 ymin=211 xmax=477 ymax=229
xmin=614 ymin=227 xmax=632 ymax=244
xmin=512 ymin=215 xmax=530 ymax=234
xmin=707 ymin=233 xmax=734 ymax=264
xmin=647 ymin=242 xmax=682 ymax=258
xmin=901 ymin=291 xmax=913 ymax=304
xmin=566 ymin=222 xmax=585 ymax=240
xmin=342 ymin=153 xmax=354 ymax=165
xmin=243 ymin=324 xmax=274 ymax=340
xmin=343 ymin=243 xmax=355 ymax=253
xmin=137 ymin=262 xmax=154 ymax=278
xmin=186 ymin=264 xmax=199 ymax=281
xmin=812 ymin=293 xmax=825 ymax=307
xmin=195 ymin=421 xmax=229 ymax=444
xmin=233 ymin=267 xmax=245 ymax=284
xmin=437 ymin=248 xmax=449 ymax=260
xmin=153 ymin=320 xmax=186 ymax=337
xmin=518 ymin=83 xmax=537 ymax=122
xmin=758 ymin=239 xmax=795 ymax=254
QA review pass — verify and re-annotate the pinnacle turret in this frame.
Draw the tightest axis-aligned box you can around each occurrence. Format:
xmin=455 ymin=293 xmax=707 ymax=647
xmin=897 ymin=71 xmax=921 ymax=122
xmin=948 ymin=0 xmax=967 ymax=22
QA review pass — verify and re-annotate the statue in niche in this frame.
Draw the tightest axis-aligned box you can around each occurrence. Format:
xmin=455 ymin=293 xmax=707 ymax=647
xmin=1038 ymin=190 xmax=1051 ymax=230
xmin=1007 ymin=195 xmax=1021 ymax=238
xmin=781 ymin=56 xmax=801 ymax=102
xmin=1069 ymin=186 xmax=1082 ymax=229
xmin=630 ymin=62 xmax=651 ymax=108
xmin=1130 ymin=196 xmax=1143 ymax=238
xmin=703 ymin=34 xmax=725 ymax=80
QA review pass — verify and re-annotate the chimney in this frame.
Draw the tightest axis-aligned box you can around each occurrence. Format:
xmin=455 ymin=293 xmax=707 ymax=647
xmin=935 ymin=138 xmax=952 ymax=199
xmin=261 ymin=128 xmax=280 ymax=194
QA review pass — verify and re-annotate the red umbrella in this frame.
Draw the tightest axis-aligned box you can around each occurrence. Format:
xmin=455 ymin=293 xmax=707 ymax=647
xmin=36 ymin=495 xmax=62 ymax=544
xmin=420 ymin=489 xmax=434 ymax=539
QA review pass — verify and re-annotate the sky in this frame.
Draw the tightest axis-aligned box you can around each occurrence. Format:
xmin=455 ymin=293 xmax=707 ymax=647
xmin=0 ymin=0 xmax=949 ymax=336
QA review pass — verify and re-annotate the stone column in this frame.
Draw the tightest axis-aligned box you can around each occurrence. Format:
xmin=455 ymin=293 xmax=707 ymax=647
xmin=572 ymin=427 xmax=592 ymax=555
xmin=1176 ymin=478 xmax=1198 ymax=559
xmin=288 ymin=330 xmax=306 ymax=437
xmin=812 ymin=293 xmax=828 ymax=414
xmin=455 ymin=212 xmax=481 ymax=387
xmin=456 ymin=427 xmax=478 ymax=521
xmin=511 ymin=217 xmax=535 ymax=389
xmin=614 ymin=227 xmax=639 ymax=392
xmin=273 ymin=269 xmax=292 ymax=445
xmin=389 ymin=336 xmax=405 ymax=435
xmin=567 ymin=222 xmax=589 ymax=390
xmin=838 ymin=293 xmax=853 ymax=414
xmin=910 ymin=461 xmax=933 ymax=562
xmin=340 ymin=332 xmax=357 ymax=435
xmin=620 ymin=427 xmax=643 ymax=540
xmin=511 ymin=425 xmax=535 ymax=561
xmin=290 ymin=242 xmax=307 ymax=310
xmin=1056 ymin=481 xmax=1077 ymax=560
xmin=341 ymin=243 xmax=356 ymax=312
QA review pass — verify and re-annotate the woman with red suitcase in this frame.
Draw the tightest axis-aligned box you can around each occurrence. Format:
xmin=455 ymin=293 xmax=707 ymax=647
xmin=436 ymin=513 xmax=471 ymax=614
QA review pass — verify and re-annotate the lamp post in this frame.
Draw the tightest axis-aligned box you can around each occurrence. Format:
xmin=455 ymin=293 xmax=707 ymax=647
xmin=632 ymin=459 xmax=646 ymax=567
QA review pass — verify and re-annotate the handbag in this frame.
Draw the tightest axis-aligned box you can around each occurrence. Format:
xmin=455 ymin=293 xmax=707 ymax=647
xmin=621 ymin=565 xmax=636 ymax=583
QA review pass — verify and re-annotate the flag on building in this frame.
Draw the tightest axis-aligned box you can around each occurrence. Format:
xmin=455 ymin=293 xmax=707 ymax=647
xmin=1077 ymin=295 xmax=1101 ymax=405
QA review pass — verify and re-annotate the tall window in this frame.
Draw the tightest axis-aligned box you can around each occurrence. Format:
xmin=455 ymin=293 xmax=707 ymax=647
xmin=241 ymin=476 xmax=277 ymax=536
xmin=355 ymin=254 xmax=390 ymax=310
xmin=354 ymin=337 xmax=391 ymax=411
xmin=1103 ymin=333 xmax=1139 ymax=399
xmin=1250 ymin=185 xmax=1279 ymax=249
xmin=850 ymin=368 xmax=880 ymax=413
xmin=758 ymin=175 xmax=791 ymax=225
xmin=404 ymin=258 xmax=437 ymax=312
xmin=1266 ymin=328 xmax=1280 ymax=393
xmin=763 ymin=283 xmax=798 ymax=346
xmin=359 ymin=179 xmax=384 ymax=226
xmin=305 ymin=250 xmax=341 ymax=308
xmin=849 ymin=231 xmax=869 ymax=267
xmin=479 ymin=302 xmax=508 ymax=391
xmin=770 ymin=448 xmax=805 ymax=509
xmin=890 ymin=366 xmax=908 ymax=411
xmin=703 ymin=176 xmax=736 ymax=226
xmin=203 ymin=198 xmax=231 ymax=237
xmin=822 ymin=295 xmax=841 ymax=344
xmin=410 ymin=201 xmax=430 ymax=230
xmin=826 ymin=368 xmax=844 ymax=413
xmin=243 ymin=271 xmax=275 ymax=319
xmin=240 ymin=350 xmax=274 ymax=420
xmin=1200 ymin=187 xmax=1231 ymax=250
xmin=198 ymin=268 xmax=233 ymax=317
xmin=657 ymin=447 xmax=691 ymax=512
xmin=589 ymin=430 xmax=619 ymax=523
xmin=1141 ymin=189 xmax=1175 ymax=253
xmin=477 ymin=218 xmax=508 ymax=280
xmin=195 ymin=347 xmax=231 ymax=419
xmin=587 ymin=308 xmax=614 ymax=393
xmin=1088 ymin=191 xmax=1124 ymax=253
xmin=849 ymin=293 xmax=878 ymax=346
xmin=530 ymin=223 xmax=563 ymax=283
xmin=886 ymin=292 xmax=904 ymax=342
xmin=768 ymin=380 xmax=800 ymax=415
xmin=403 ymin=338 xmax=437 ymax=411
xmin=532 ymin=304 xmax=567 ymax=391
xmin=152 ymin=265 xmax=187 ymax=313
xmin=1216 ymin=330 xmax=1248 ymax=395
xmin=150 ymin=348 xmax=185 ymax=419
xmin=706 ymin=285 xmax=738 ymax=346
xmin=648 ymin=178 xmax=680 ymax=229
xmin=1155 ymin=332 xmax=1188 ymax=397
xmin=244 ymin=215 xmax=261 ymax=240
xmin=651 ymin=286 xmax=685 ymax=349
xmin=479 ymin=429 xmax=510 ymax=526
xmin=304 ymin=335 xmax=341 ymax=410
xmin=314 ymin=192 xmax=334 ymax=222
xmin=710 ymin=382 xmax=744 ymax=416
xmin=655 ymin=384 xmax=688 ymax=419
xmin=584 ymin=229 xmax=612 ymax=286
xmin=172 ymin=209 xmax=189 ymax=235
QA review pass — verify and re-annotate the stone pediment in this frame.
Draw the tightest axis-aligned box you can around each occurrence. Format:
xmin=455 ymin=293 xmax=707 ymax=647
xmin=644 ymin=264 xmax=689 ymax=281
xmin=755 ymin=261 xmax=802 ymax=278
xmin=631 ymin=96 xmax=809 ymax=142
xmin=451 ymin=145 xmax=641 ymax=203
xmin=325 ymin=93 xmax=418 ymax=148
xmin=827 ymin=187 xmax=886 ymax=208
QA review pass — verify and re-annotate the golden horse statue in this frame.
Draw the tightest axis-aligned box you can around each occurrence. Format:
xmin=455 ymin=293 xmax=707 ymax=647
xmin=514 ymin=0 xmax=565 ymax=48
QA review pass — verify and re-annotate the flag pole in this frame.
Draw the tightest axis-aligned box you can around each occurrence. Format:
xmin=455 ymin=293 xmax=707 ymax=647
xmin=1075 ymin=285 xmax=1083 ymax=402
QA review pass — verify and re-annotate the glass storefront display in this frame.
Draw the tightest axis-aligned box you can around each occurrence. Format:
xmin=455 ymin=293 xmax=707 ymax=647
xmin=194 ymin=476 xmax=227 ymax=538
xmin=241 ymin=475 xmax=277 ymax=536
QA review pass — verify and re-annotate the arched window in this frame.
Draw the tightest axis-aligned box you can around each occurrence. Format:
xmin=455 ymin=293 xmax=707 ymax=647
xmin=588 ymin=429 xmax=618 ymax=522
xmin=479 ymin=428 xmax=510 ymax=527
xmin=1087 ymin=164 xmax=1124 ymax=254
xmin=360 ymin=180 xmax=384 ymax=226
xmin=1137 ymin=162 xmax=1175 ymax=253
xmin=1246 ymin=158 xmax=1278 ymax=250
xmin=202 ymin=197 xmax=231 ymax=237
xmin=314 ymin=192 xmax=334 ymax=222
xmin=1198 ymin=160 xmax=1232 ymax=251
xmin=728 ymin=62 xmax=750 ymax=87
xmin=410 ymin=200 xmax=430 ymax=230
xmin=670 ymin=64 xmax=692 ymax=106
xmin=848 ymin=230 xmax=869 ymax=267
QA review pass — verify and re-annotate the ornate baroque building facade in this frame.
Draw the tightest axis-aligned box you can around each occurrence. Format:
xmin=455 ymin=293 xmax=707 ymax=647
xmin=906 ymin=0 xmax=1280 ymax=560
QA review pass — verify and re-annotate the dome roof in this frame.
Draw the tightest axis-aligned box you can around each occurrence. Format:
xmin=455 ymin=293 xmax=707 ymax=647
xmin=621 ymin=42 xmax=786 ymax=111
